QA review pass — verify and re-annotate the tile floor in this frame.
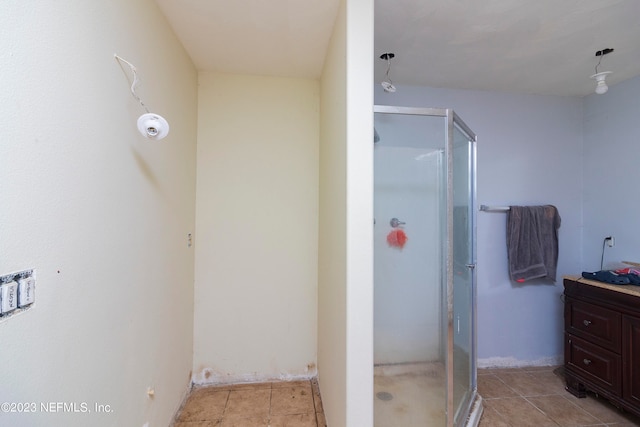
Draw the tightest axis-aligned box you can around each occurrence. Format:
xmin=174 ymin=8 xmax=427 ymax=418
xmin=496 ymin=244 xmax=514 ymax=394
xmin=173 ymin=367 xmax=640 ymax=427
xmin=479 ymin=366 xmax=640 ymax=427
xmin=172 ymin=379 xmax=326 ymax=427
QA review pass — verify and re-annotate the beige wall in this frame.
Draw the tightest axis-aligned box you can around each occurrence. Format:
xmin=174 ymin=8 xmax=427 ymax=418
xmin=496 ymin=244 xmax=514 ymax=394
xmin=0 ymin=1 xmax=197 ymax=426
xmin=193 ymin=72 xmax=319 ymax=384
xmin=318 ymin=0 xmax=348 ymax=420
xmin=344 ymin=0 xmax=374 ymax=421
xmin=2 ymin=0 xmax=374 ymax=425
xmin=318 ymin=0 xmax=374 ymax=425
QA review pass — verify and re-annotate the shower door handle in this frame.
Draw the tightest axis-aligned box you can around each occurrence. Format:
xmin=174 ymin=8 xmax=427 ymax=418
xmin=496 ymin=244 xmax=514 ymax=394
xmin=465 ymin=264 xmax=476 ymax=269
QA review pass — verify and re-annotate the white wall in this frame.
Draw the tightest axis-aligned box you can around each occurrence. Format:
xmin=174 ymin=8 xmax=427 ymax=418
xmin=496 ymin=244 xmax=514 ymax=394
xmin=0 ymin=1 xmax=197 ymax=426
xmin=192 ymin=72 xmax=319 ymax=384
xmin=375 ymin=85 xmax=584 ymax=366
xmin=318 ymin=0 xmax=374 ymax=425
xmin=318 ymin=2 xmax=349 ymax=420
xmin=583 ymin=75 xmax=640 ymax=270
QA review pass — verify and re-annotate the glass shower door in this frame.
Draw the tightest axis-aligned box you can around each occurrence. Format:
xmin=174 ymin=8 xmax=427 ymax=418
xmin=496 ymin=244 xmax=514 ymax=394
xmin=450 ymin=117 xmax=477 ymax=427
xmin=373 ymin=110 xmax=447 ymax=427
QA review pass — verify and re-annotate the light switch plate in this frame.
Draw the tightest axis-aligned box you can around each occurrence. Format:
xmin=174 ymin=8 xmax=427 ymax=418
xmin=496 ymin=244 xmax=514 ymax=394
xmin=18 ymin=277 xmax=35 ymax=307
xmin=1 ymin=281 xmax=19 ymax=313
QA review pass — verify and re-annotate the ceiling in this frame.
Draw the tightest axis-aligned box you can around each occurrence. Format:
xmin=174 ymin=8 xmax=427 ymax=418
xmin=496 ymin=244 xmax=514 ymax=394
xmin=154 ymin=0 xmax=341 ymax=78
xmin=155 ymin=0 xmax=640 ymax=97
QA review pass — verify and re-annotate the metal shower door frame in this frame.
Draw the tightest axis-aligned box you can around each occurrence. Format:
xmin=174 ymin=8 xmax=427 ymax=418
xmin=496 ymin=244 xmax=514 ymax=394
xmin=373 ymin=105 xmax=478 ymax=427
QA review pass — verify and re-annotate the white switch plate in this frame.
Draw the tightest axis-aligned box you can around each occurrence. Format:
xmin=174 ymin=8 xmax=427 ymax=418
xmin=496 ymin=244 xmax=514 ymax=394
xmin=18 ymin=277 xmax=35 ymax=307
xmin=1 ymin=281 xmax=19 ymax=313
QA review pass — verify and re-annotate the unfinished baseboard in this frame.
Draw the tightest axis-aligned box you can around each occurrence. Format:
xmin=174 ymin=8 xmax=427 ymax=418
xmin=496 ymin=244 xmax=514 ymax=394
xmin=192 ymin=368 xmax=317 ymax=387
xmin=477 ymin=355 xmax=562 ymax=369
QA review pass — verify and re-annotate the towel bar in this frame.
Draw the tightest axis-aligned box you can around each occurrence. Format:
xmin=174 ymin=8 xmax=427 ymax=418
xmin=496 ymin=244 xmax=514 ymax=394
xmin=479 ymin=205 xmax=510 ymax=212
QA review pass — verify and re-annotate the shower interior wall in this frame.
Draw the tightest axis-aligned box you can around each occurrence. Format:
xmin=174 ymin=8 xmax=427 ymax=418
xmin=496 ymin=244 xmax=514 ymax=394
xmin=374 ymin=114 xmax=445 ymax=365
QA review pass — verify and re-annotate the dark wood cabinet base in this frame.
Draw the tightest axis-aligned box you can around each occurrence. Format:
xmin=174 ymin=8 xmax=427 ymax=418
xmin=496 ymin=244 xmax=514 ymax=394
xmin=564 ymin=277 xmax=640 ymax=419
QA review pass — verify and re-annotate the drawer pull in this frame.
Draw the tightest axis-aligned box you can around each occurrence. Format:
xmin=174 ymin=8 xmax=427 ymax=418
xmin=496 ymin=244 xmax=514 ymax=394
xmin=583 ymin=320 xmax=592 ymax=326
xmin=583 ymin=358 xmax=592 ymax=365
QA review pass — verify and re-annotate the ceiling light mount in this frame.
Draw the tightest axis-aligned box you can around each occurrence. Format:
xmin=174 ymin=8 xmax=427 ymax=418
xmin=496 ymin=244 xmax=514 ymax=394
xmin=590 ymin=48 xmax=614 ymax=95
xmin=137 ymin=113 xmax=170 ymax=140
xmin=380 ymin=52 xmax=396 ymax=93
xmin=115 ymin=54 xmax=171 ymax=140
xmin=595 ymin=48 xmax=614 ymax=57
xmin=591 ymin=71 xmax=612 ymax=95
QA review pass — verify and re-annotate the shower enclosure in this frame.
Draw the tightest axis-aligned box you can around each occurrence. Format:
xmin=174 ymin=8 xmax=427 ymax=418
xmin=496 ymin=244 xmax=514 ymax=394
xmin=373 ymin=106 xmax=481 ymax=427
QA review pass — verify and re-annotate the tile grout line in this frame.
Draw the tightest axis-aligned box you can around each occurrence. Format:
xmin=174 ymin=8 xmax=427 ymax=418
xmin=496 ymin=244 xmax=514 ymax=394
xmin=485 ymin=370 xmax=561 ymax=427
xmin=310 ymin=379 xmax=319 ymax=427
xmin=516 ymin=370 xmax=608 ymax=427
xmin=527 ymin=370 xmax=610 ymax=427
xmin=519 ymin=370 xmax=565 ymax=426
xmin=493 ymin=372 xmax=523 ymax=398
xmin=557 ymin=393 xmax=610 ymax=426
xmin=520 ymin=395 xmax=563 ymax=427
xmin=484 ymin=403 xmax=515 ymax=426
xmin=268 ymin=382 xmax=274 ymax=427
xmin=222 ymin=389 xmax=231 ymax=422
xmin=483 ymin=404 xmax=515 ymax=427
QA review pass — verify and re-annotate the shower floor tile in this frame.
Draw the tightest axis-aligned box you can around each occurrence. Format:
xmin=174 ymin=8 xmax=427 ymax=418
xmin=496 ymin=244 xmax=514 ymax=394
xmin=374 ymin=362 xmax=447 ymax=427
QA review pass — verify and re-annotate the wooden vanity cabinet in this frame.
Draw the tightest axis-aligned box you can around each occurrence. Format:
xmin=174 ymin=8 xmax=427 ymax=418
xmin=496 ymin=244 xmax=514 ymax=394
xmin=564 ymin=277 xmax=640 ymax=418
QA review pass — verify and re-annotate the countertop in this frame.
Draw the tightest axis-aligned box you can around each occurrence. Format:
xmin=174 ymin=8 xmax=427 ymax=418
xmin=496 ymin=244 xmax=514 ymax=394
xmin=564 ymin=275 xmax=640 ymax=298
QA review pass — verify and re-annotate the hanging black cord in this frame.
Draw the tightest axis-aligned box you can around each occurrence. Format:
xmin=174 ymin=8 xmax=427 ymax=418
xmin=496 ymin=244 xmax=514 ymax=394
xmin=594 ymin=48 xmax=614 ymax=74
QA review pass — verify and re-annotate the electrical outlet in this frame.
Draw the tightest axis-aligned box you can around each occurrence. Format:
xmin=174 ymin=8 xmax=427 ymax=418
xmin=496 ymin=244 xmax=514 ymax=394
xmin=607 ymin=236 xmax=615 ymax=248
xmin=0 ymin=269 xmax=36 ymax=318
xmin=18 ymin=276 xmax=35 ymax=307
xmin=0 ymin=281 xmax=18 ymax=314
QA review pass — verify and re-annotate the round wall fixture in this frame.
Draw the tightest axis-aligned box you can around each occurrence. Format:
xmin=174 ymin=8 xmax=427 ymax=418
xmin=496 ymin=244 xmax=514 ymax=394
xmin=590 ymin=48 xmax=614 ymax=95
xmin=137 ymin=113 xmax=170 ymax=140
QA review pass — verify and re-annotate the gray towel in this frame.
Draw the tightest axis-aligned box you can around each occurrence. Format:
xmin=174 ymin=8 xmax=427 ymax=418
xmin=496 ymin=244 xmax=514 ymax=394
xmin=507 ymin=205 xmax=561 ymax=282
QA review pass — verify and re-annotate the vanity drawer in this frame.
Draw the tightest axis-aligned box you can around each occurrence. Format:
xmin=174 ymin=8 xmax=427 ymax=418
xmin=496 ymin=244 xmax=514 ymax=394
xmin=566 ymin=298 xmax=621 ymax=351
xmin=566 ymin=334 xmax=621 ymax=396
